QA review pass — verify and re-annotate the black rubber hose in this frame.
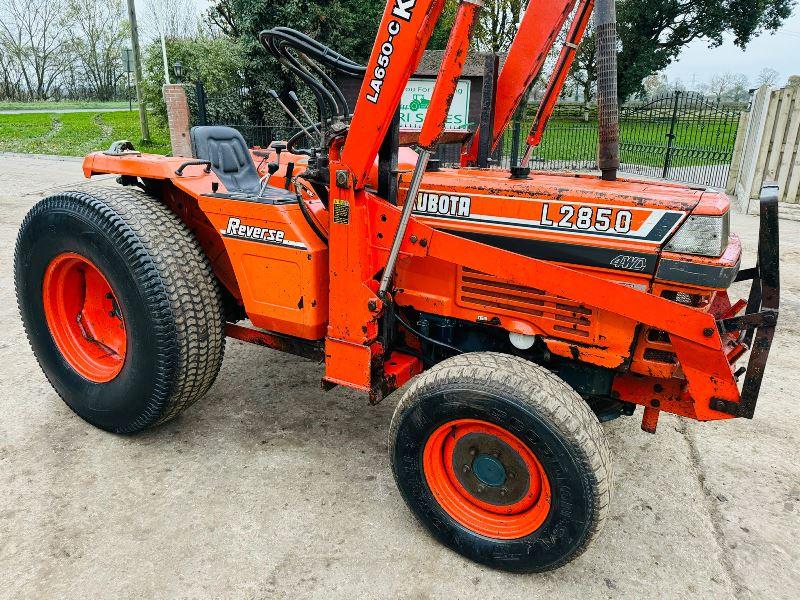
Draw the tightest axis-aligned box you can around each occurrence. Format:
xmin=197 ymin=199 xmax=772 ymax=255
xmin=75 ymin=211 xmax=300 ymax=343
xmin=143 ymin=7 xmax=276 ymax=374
xmin=286 ymin=123 xmax=320 ymax=155
xmin=265 ymin=37 xmax=337 ymax=120
xmin=262 ymin=35 xmax=336 ymax=118
xmin=259 ymin=28 xmax=366 ymax=119
xmin=267 ymin=27 xmax=366 ymax=76
xmin=395 ymin=312 xmax=464 ymax=355
xmin=296 ymin=190 xmax=328 ymax=244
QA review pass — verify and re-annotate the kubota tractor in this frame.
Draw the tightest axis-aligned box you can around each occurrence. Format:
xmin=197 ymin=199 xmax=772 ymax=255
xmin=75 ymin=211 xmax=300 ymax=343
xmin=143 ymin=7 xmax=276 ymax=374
xmin=14 ymin=0 xmax=779 ymax=572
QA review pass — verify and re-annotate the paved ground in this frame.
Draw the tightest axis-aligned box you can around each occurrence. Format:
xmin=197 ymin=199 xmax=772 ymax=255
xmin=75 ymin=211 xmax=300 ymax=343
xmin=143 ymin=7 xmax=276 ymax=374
xmin=1 ymin=154 xmax=798 ymax=599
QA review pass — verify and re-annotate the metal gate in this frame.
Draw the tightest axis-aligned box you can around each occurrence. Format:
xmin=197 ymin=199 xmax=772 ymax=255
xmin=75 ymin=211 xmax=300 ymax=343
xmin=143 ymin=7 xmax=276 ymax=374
xmin=617 ymin=91 xmax=741 ymax=188
xmin=190 ymin=82 xmax=301 ymax=149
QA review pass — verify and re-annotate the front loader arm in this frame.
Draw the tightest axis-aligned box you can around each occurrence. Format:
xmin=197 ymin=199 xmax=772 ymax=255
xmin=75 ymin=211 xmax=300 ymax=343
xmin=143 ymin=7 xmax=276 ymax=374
xmin=463 ymin=0 xmax=576 ymax=164
xmin=526 ymin=0 xmax=594 ymax=149
xmin=341 ymin=0 xmax=447 ymax=188
xmin=366 ymin=196 xmax=741 ymax=420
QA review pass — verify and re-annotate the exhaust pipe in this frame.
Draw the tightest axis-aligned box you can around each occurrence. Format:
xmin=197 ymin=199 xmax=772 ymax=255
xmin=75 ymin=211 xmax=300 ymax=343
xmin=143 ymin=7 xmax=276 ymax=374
xmin=594 ymin=0 xmax=619 ymax=181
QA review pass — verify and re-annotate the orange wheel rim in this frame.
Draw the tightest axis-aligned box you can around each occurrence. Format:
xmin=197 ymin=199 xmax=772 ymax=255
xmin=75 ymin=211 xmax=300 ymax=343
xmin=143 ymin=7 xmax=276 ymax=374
xmin=42 ymin=252 xmax=126 ymax=383
xmin=423 ymin=418 xmax=551 ymax=539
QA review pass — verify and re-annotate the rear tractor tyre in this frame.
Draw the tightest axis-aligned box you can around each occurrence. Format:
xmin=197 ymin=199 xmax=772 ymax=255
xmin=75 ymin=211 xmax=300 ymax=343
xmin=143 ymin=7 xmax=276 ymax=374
xmin=389 ymin=352 xmax=612 ymax=572
xmin=14 ymin=187 xmax=225 ymax=434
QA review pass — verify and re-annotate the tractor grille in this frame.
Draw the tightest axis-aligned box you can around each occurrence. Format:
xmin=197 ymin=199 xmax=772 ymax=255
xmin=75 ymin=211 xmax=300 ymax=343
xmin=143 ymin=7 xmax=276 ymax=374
xmin=661 ymin=289 xmax=710 ymax=308
xmin=643 ymin=348 xmax=677 ymax=364
xmin=458 ymin=268 xmax=593 ymax=338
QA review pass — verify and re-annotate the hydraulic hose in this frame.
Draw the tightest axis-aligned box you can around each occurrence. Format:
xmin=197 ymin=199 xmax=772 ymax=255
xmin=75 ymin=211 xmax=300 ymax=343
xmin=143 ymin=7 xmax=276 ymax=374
xmin=259 ymin=28 xmax=366 ymax=119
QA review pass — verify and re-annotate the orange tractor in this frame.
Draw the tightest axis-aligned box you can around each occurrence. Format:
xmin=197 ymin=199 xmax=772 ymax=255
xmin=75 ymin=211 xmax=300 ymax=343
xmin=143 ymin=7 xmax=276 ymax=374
xmin=15 ymin=0 xmax=779 ymax=572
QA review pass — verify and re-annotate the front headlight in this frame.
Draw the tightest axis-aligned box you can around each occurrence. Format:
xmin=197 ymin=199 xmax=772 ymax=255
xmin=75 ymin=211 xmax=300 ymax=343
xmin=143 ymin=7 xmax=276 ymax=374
xmin=664 ymin=212 xmax=730 ymax=257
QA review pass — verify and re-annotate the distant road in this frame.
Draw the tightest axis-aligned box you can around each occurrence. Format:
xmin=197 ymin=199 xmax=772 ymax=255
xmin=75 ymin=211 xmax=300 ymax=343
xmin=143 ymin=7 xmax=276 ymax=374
xmin=0 ymin=107 xmax=132 ymax=114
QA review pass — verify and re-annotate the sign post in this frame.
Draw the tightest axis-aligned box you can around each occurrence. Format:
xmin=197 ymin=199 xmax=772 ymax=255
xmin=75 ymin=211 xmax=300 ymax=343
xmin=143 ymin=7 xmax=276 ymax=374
xmin=121 ymin=48 xmax=134 ymax=112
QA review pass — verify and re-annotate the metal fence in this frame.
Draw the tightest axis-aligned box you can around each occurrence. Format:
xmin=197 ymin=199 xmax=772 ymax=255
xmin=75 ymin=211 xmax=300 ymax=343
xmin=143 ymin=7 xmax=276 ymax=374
xmin=189 ymin=82 xmax=300 ymax=148
xmin=484 ymin=92 xmax=741 ymax=187
xmin=191 ymin=83 xmax=741 ymax=189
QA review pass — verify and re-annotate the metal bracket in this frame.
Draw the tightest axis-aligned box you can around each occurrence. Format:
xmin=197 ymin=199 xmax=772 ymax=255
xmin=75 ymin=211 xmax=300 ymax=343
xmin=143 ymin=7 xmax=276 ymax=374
xmin=717 ymin=309 xmax=778 ymax=335
xmin=709 ymin=397 xmax=743 ymax=417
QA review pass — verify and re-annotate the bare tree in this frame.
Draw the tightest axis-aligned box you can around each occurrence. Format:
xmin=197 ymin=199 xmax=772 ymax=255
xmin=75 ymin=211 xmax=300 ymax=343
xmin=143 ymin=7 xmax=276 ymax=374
xmin=701 ymin=72 xmax=749 ymax=102
xmin=641 ymin=73 xmax=670 ymax=99
xmin=756 ymin=67 xmax=780 ymax=88
xmin=0 ymin=44 xmax=24 ymax=99
xmin=206 ymin=0 xmax=239 ymax=38
xmin=473 ymin=0 xmax=526 ymax=53
xmin=0 ymin=0 xmax=73 ymax=99
xmin=67 ymin=0 xmax=127 ymax=100
xmin=729 ymin=72 xmax=749 ymax=102
xmin=704 ymin=72 xmax=735 ymax=102
xmin=139 ymin=0 xmax=200 ymax=42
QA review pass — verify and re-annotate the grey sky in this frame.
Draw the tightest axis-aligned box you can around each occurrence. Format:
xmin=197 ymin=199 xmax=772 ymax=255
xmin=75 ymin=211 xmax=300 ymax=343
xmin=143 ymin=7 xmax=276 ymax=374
xmin=663 ymin=8 xmax=800 ymax=87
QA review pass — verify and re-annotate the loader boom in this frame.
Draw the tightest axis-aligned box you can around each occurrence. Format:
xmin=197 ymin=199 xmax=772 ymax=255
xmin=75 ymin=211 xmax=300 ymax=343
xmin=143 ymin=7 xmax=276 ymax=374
xmin=341 ymin=0 xmax=447 ymax=187
xmin=462 ymin=0 xmax=576 ymax=164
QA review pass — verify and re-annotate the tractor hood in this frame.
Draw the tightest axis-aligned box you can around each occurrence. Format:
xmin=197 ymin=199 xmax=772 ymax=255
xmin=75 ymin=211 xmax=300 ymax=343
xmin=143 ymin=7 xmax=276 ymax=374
xmin=398 ymin=167 xmax=731 ymax=278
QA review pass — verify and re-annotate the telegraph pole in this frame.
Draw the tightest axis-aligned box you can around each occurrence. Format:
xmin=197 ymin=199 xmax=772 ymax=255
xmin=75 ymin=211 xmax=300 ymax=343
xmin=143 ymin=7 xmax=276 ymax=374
xmin=126 ymin=0 xmax=150 ymax=141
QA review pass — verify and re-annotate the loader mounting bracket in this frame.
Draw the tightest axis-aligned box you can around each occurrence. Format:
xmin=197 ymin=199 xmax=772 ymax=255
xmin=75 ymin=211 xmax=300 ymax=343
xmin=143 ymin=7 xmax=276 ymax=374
xmin=710 ymin=183 xmax=780 ymax=419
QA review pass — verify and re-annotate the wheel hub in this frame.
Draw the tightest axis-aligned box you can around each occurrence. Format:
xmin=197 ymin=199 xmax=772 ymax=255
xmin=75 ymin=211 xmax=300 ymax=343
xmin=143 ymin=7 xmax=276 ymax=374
xmin=422 ymin=419 xmax=552 ymax=539
xmin=452 ymin=432 xmax=531 ymax=506
xmin=42 ymin=252 xmax=126 ymax=383
xmin=472 ymin=453 xmax=506 ymax=487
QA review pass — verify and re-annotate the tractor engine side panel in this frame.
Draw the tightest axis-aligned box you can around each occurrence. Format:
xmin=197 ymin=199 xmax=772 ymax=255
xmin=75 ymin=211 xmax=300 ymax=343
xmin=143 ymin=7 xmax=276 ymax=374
xmin=394 ymin=256 xmax=641 ymax=369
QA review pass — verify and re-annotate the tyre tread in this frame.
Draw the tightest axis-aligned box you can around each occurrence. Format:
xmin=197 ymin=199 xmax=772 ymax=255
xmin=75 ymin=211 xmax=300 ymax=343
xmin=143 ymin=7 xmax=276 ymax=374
xmin=14 ymin=185 xmax=225 ymax=433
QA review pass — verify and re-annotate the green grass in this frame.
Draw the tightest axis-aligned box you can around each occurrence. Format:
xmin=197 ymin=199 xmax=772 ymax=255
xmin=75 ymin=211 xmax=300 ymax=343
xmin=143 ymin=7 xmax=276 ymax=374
xmin=0 ymin=109 xmax=738 ymax=167
xmin=0 ymin=100 xmax=129 ymax=111
xmin=514 ymin=117 xmax=739 ymax=167
xmin=0 ymin=111 xmax=171 ymax=156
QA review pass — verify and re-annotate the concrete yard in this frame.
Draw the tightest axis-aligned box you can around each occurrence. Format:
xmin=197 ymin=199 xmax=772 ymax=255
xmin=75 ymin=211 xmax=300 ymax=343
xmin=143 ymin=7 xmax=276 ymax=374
xmin=1 ymin=154 xmax=798 ymax=599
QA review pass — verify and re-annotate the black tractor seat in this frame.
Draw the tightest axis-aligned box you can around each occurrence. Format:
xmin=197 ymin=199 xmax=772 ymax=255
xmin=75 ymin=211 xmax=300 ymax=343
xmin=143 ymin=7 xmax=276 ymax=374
xmin=190 ymin=126 xmax=265 ymax=196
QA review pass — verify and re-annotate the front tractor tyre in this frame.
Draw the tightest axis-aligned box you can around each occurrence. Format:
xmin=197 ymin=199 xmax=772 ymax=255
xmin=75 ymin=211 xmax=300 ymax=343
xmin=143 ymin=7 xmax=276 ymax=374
xmin=14 ymin=187 xmax=225 ymax=434
xmin=389 ymin=352 xmax=612 ymax=572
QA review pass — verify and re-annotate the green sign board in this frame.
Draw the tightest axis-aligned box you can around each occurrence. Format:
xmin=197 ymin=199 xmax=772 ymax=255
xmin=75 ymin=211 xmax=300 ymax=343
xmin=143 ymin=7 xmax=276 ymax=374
xmin=400 ymin=78 xmax=471 ymax=131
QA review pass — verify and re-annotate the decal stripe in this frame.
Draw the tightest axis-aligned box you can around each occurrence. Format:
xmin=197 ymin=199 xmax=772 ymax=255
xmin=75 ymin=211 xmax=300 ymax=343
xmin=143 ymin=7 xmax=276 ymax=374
xmin=416 ymin=209 xmax=683 ymax=243
xmin=440 ymin=229 xmax=657 ymax=274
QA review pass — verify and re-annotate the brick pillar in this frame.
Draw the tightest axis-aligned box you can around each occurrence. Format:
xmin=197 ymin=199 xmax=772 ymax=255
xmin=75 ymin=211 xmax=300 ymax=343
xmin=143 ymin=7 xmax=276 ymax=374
xmin=163 ymin=84 xmax=192 ymax=157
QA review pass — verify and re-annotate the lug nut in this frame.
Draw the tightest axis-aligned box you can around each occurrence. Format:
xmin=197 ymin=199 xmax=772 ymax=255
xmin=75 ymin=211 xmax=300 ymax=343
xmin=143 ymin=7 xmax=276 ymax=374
xmin=476 ymin=485 xmax=485 ymax=494
xmin=462 ymin=464 xmax=470 ymax=474
xmin=500 ymin=487 xmax=508 ymax=497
